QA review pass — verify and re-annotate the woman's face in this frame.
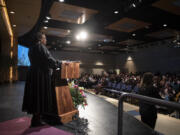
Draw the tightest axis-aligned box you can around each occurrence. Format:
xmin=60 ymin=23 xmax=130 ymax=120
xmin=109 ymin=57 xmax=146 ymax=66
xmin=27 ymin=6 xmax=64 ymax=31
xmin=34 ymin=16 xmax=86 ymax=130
xmin=41 ymin=34 xmax=47 ymax=45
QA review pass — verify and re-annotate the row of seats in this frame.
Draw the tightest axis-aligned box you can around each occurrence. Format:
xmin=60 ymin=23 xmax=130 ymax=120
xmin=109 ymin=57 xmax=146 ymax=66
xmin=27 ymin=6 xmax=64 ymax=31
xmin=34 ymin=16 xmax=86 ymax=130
xmin=104 ymin=81 xmax=139 ymax=93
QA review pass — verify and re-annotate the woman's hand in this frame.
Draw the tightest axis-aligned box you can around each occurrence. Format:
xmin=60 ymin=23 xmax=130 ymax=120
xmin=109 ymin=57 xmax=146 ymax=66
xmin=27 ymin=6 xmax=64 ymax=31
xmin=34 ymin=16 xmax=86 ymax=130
xmin=61 ymin=61 xmax=70 ymax=65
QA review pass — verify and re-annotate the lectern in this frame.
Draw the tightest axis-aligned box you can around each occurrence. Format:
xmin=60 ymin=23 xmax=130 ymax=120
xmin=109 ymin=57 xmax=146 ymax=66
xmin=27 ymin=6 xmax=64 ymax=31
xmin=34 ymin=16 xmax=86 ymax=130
xmin=53 ymin=62 xmax=80 ymax=124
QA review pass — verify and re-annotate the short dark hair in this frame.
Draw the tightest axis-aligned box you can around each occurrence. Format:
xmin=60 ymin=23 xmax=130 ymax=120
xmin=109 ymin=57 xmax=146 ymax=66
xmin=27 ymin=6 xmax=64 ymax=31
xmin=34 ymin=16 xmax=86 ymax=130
xmin=35 ymin=32 xmax=45 ymax=43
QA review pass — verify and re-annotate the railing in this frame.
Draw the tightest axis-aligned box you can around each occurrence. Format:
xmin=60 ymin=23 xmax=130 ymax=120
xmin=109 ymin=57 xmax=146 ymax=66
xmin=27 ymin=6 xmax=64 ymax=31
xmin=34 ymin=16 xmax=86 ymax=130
xmin=118 ymin=92 xmax=180 ymax=135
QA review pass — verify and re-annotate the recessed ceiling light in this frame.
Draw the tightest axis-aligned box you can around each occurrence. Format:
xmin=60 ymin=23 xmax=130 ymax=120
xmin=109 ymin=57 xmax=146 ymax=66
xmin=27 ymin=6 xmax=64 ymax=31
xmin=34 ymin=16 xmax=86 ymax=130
xmin=44 ymin=26 xmax=48 ymax=29
xmin=46 ymin=16 xmax=51 ymax=20
xmin=59 ymin=0 xmax=64 ymax=2
xmin=114 ymin=11 xmax=119 ymax=14
xmin=145 ymin=26 xmax=149 ymax=29
xmin=132 ymin=33 xmax=136 ymax=36
xmin=66 ymin=40 xmax=71 ymax=44
xmin=13 ymin=24 xmax=16 ymax=27
xmin=132 ymin=3 xmax=136 ymax=7
xmin=173 ymin=40 xmax=177 ymax=43
xmin=44 ymin=20 xmax=48 ymax=23
xmin=10 ymin=11 xmax=15 ymax=14
xmin=163 ymin=24 xmax=167 ymax=27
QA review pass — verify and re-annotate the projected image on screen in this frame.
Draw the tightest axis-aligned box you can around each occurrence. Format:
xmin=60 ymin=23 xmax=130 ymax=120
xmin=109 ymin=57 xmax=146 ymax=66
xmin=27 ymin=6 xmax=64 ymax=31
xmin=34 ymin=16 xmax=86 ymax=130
xmin=18 ymin=45 xmax=30 ymax=66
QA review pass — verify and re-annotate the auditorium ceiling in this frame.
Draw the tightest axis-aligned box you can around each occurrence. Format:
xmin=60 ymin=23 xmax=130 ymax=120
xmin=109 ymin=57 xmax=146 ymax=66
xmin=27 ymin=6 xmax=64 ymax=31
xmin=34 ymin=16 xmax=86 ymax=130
xmin=6 ymin=0 xmax=41 ymax=36
xmin=8 ymin=0 xmax=180 ymax=54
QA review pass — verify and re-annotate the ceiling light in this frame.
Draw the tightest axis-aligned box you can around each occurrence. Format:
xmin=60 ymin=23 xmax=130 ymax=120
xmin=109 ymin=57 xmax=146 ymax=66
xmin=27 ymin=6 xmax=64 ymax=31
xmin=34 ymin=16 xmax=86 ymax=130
xmin=66 ymin=40 xmax=71 ymax=44
xmin=76 ymin=30 xmax=88 ymax=41
xmin=132 ymin=3 xmax=136 ymax=7
xmin=46 ymin=16 xmax=51 ymax=20
xmin=104 ymin=39 xmax=111 ymax=42
xmin=173 ymin=40 xmax=177 ymax=43
xmin=76 ymin=35 xmax=80 ymax=40
xmin=13 ymin=24 xmax=16 ymax=27
xmin=132 ymin=33 xmax=136 ymax=36
xmin=114 ymin=11 xmax=119 ymax=14
xmin=67 ymin=30 xmax=71 ymax=33
xmin=163 ymin=24 xmax=167 ymax=27
xmin=10 ymin=11 xmax=15 ymax=14
xmin=127 ymin=56 xmax=132 ymax=61
xmin=145 ymin=26 xmax=149 ymax=29
xmin=59 ymin=0 xmax=64 ymax=2
xmin=44 ymin=26 xmax=48 ymax=29
xmin=80 ymin=31 xmax=87 ymax=40
xmin=44 ymin=20 xmax=48 ymax=23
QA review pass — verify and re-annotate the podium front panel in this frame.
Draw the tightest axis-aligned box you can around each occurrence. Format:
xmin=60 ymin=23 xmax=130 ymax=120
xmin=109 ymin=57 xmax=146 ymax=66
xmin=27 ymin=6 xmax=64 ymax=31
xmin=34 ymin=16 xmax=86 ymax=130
xmin=55 ymin=86 xmax=75 ymax=115
xmin=61 ymin=62 xmax=80 ymax=79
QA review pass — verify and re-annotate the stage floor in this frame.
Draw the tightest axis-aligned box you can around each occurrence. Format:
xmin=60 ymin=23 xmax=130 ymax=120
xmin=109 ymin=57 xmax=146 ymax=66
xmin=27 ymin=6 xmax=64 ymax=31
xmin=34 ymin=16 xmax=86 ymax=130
xmin=0 ymin=82 xmax=154 ymax=135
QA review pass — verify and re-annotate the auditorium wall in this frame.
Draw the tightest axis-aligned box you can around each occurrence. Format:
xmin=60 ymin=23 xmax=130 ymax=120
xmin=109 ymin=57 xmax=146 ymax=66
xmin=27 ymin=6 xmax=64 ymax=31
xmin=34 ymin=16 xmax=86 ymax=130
xmin=51 ymin=40 xmax=180 ymax=74
xmin=51 ymin=51 xmax=116 ymax=75
xmin=0 ymin=8 xmax=18 ymax=83
xmin=115 ymin=42 xmax=180 ymax=73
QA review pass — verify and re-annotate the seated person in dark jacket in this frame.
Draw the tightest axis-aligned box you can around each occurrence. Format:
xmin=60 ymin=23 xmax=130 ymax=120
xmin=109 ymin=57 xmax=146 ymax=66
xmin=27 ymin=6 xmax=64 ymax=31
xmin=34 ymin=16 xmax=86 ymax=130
xmin=139 ymin=72 xmax=161 ymax=129
xmin=22 ymin=32 xmax=67 ymax=127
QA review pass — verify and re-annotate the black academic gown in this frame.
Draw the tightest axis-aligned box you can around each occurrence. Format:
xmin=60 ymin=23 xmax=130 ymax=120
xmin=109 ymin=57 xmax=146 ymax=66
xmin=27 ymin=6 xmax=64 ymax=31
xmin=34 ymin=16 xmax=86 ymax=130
xmin=22 ymin=43 xmax=60 ymax=114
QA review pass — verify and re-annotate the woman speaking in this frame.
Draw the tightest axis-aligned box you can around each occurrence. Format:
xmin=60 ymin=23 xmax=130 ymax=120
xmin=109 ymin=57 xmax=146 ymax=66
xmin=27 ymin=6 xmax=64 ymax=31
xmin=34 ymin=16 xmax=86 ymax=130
xmin=22 ymin=32 xmax=61 ymax=127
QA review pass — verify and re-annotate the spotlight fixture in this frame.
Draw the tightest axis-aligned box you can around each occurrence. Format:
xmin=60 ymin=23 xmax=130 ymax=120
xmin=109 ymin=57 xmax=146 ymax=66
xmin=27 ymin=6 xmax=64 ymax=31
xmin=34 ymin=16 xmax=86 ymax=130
xmin=132 ymin=33 xmax=136 ymax=36
xmin=80 ymin=31 xmax=87 ymax=40
xmin=46 ymin=16 xmax=51 ymax=20
xmin=114 ymin=11 xmax=119 ymax=14
xmin=163 ymin=24 xmax=167 ymax=27
xmin=10 ymin=11 xmax=15 ymax=14
xmin=44 ymin=20 xmax=48 ymax=23
xmin=66 ymin=40 xmax=71 ymax=44
xmin=44 ymin=26 xmax=48 ymax=29
xmin=76 ymin=30 xmax=88 ymax=41
xmin=59 ymin=0 xmax=64 ymax=2
xmin=13 ymin=24 xmax=16 ymax=27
